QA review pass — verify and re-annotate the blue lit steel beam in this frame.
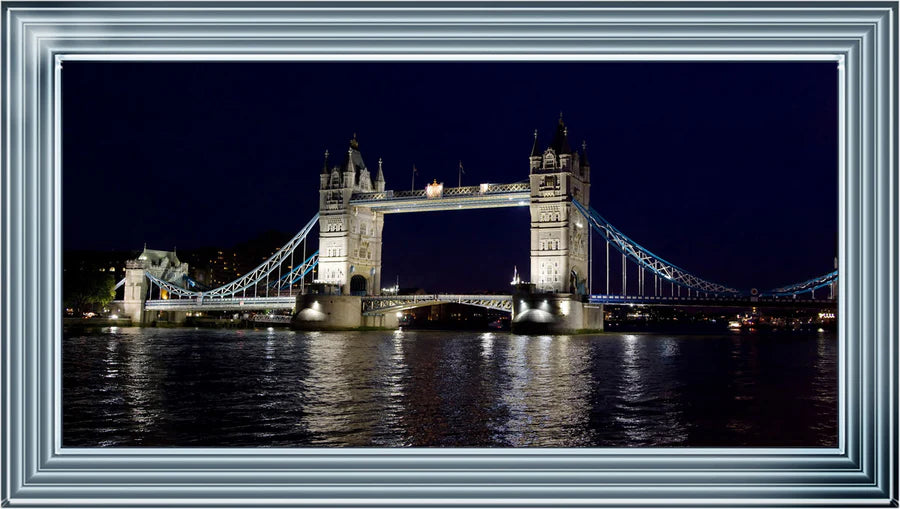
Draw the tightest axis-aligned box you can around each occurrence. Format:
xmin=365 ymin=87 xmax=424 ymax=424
xmin=572 ymin=199 xmax=741 ymax=296
xmin=268 ymin=251 xmax=319 ymax=289
xmin=143 ymin=214 xmax=319 ymax=299
xmin=762 ymin=270 xmax=838 ymax=297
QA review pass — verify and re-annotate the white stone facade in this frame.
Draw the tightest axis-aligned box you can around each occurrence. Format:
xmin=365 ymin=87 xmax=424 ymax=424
xmin=528 ymin=118 xmax=591 ymax=294
xmin=317 ymin=136 xmax=386 ymax=295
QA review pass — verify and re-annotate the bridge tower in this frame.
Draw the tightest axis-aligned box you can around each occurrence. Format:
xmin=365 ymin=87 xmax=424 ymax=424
xmin=528 ymin=115 xmax=591 ymax=294
xmin=121 ymin=247 xmax=189 ymax=324
xmin=317 ymin=135 xmax=386 ymax=296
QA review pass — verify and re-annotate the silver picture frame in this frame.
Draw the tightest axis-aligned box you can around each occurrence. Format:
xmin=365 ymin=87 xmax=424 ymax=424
xmin=2 ymin=1 xmax=896 ymax=507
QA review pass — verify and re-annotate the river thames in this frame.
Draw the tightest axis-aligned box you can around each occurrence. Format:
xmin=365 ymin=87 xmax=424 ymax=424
xmin=63 ymin=327 xmax=837 ymax=447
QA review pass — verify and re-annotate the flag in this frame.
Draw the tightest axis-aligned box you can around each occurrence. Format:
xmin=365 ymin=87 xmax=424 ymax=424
xmin=459 ymin=161 xmax=465 ymax=174
xmin=413 ymin=165 xmax=418 ymax=174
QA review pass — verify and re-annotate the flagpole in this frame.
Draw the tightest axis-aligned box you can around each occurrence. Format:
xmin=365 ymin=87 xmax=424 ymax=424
xmin=412 ymin=164 xmax=416 ymax=191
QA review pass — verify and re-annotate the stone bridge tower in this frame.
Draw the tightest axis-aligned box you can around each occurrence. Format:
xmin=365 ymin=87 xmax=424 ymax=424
xmin=122 ymin=247 xmax=189 ymax=324
xmin=317 ymin=135 xmax=386 ymax=295
xmin=528 ymin=115 xmax=591 ymax=294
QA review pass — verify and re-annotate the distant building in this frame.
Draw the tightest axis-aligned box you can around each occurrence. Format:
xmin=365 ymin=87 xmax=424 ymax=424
xmin=63 ymin=250 xmax=135 ymax=280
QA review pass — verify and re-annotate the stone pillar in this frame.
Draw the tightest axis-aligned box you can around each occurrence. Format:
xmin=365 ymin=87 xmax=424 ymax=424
xmin=362 ymin=312 xmax=399 ymax=329
xmin=510 ymin=284 xmax=603 ymax=334
xmin=292 ymin=294 xmax=364 ymax=330
xmin=122 ymin=249 xmax=190 ymax=325
xmin=122 ymin=261 xmax=149 ymax=324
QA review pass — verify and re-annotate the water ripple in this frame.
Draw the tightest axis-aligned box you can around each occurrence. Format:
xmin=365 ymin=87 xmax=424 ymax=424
xmin=63 ymin=328 xmax=837 ymax=447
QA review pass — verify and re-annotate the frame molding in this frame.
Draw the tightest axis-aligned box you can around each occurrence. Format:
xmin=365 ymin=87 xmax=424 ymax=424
xmin=2 ymin=1 xmax=896 ymax=507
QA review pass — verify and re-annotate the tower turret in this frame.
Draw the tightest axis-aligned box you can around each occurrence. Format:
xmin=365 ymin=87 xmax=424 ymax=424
xmin=529 ymin=129 xmax=541 ymax=170
xmin=580 ymin=140 xmax=590 ymax=178
xmin=343 ymin=144 xmax=356 ymax=189
xmin=319 ymin=149 xmax=330 ymax=189
xmin=375 ymin=157 xmax=386 ymax=192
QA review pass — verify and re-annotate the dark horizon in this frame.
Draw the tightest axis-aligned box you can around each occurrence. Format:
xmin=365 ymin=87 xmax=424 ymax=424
xmin=63 ymin=62 xmax=838 ymax=293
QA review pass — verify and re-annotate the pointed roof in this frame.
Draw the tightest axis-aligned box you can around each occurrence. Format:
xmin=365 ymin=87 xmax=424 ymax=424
xmin=375 ymin=157 xmax=385 ymax=182
xmin=550 ymin=113 xmax=573 ymax=155
xmin=342 ymin=133 xmax=368 ymax=175
xmin=530 ymin=129 xmax=541 ymax=157
xmin=321 ymin=149 xmax=330 ymax=175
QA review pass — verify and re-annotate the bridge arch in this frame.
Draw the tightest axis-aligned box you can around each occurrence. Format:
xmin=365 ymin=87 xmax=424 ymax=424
xmin=361 ymin=294 xmax=513 ymax=316
xmin=349 ymin=275 xmax=368 ymax=296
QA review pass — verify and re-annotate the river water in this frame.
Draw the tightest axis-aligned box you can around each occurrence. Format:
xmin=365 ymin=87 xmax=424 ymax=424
xmin=63 ymin=327 xmax=837 ymax=447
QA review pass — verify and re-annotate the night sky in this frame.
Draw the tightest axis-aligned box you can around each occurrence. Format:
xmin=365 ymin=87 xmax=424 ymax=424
xmin=63 ymin=62 xmax=837 ymax=293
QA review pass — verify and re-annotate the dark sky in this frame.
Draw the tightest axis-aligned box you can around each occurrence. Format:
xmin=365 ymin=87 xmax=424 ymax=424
xmin=63 ymin=62 xmax=837 ymax=293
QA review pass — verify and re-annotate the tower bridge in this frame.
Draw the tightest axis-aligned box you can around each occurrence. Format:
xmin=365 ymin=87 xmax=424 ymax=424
xmin=118 ymin=117 xmax=837 ymax=333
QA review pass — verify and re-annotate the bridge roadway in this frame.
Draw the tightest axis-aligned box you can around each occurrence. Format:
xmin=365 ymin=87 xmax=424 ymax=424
xmin=143 ymin=293 xmax=835 ymax=313
xmin=144 ymin=294 xmax=515 ymax=313
xmin=349 ymin=182 xmax=530 ymax=213
xmin=589 ymin=294 xmax=837 ymax=308
xmin=361 ymin=294 xmax=513 ymax=315
xmin=144 ymin=296 xmax=296 ymax=311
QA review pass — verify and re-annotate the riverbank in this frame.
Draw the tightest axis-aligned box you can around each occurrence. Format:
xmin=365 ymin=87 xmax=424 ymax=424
xmin=63 ymin=318 xmax=398 ymax=332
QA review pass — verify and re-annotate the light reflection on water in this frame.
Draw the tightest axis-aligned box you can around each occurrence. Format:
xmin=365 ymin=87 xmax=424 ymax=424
xmin=63 ymin=328 xmax=837 ymax=447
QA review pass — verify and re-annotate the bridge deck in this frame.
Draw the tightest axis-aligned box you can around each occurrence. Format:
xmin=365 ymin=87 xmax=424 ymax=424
xmin=590 ymin=294 xmax=837 ymax=308
xmin=361 ymin=294 xmax=513 ymax=315
xmin=144 ymin=296 xmax=296 ymax=311
xmin=142 ymin=293 xmax=836 ymax=313
xmin=350 ymin=184 xmax=530 ymax=213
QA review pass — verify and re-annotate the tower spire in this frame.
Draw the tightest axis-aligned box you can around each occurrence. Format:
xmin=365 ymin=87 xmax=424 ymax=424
xmin=530 ymin=129 xmax=541 ymax=157
xmin=321 ymin=149 xmax=330 ymax=174
xmin=551 ymin=114 xmax=572 ymax=154
xmin=375 ymin=157 xmax=385 ymax=182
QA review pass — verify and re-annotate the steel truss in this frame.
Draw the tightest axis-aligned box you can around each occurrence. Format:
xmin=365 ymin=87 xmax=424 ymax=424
xmin=572 ymin=199 xmax=741 ymax=297
xmin=268 ymin=251 xmax=319 ymax=289
xmin=361 ymin=294 xmax=513 ymax=315
xmin=350 ymin=182 xmax=530 ymax=203
xmin=144 ymin=214 xmax=319 ymax=299
xmin=762 ymin=270 xmax=838 ymax=297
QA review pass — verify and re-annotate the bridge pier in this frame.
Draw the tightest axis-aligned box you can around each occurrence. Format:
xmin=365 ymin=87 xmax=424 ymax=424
xmin=123 ymin=262 xmax=149 ymax=324
xmin=292 ymin=294 xmax=400 ymax=330
xmin=157 ymin=310 xmax=187 ymax=325
xmin=511 ymin=289 xmax=603 ymax=334
xmin=362 ymin=312 xmax=400 ymax=329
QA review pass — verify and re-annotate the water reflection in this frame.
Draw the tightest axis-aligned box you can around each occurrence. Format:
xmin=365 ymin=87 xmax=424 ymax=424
xmin=63 ymin=328 xmax=838 ymax=448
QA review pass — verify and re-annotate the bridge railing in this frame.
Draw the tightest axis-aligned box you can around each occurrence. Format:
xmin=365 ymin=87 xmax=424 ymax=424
xmin=145 ymin=296 xmax=296 ymax=311
xmin=252 ymin=314 xmax=293 ymax=324
xmin=351 ymin=182 xmax=530 ymax=202
xmin=589 ymin=294 xmax=836 ymax=304
xmin=361 ymin=294 xmax=513 ymax=314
